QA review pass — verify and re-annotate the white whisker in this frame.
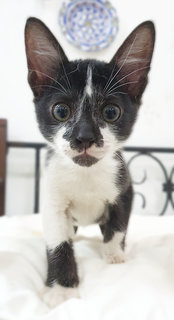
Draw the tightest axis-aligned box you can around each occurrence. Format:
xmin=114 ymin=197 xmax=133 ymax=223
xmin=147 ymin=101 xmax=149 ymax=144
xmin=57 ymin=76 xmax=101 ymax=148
xmin=104 ymin=35 xmax=137 ymax=94
xmin=67 ymin=66 xmax=79 ymax=76
xmin=106 ymin=91 xmax=127 ymax=97
xmin=106 ymin=66 xmax=149 ymax=94
xmin=103 ymin=66 xmax=116 ymax=93
xmin=29 ymin=69 xmax=68 ymax=93
xmin=31 ymin=84 xmax=66 ymax=95
xmin=107 ymin=81 xmax=138 ymax=95
xmin=57 ymin=47 xmax=71 ymax=90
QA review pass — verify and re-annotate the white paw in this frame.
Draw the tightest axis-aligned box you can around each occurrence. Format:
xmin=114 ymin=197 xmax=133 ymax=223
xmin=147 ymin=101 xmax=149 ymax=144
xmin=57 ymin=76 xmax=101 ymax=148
xmin=103 ymin=232 xmax=126 ymax=264
xmin=40 ymin=284 xmax=79 ymax=308
xmin=104 ymin=250 xmax=126 ymax=264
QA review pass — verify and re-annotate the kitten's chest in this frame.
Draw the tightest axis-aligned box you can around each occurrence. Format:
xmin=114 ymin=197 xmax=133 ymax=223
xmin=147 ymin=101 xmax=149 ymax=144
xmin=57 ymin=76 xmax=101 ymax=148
xmin=66 ymin=158 xmax=120 ymax=225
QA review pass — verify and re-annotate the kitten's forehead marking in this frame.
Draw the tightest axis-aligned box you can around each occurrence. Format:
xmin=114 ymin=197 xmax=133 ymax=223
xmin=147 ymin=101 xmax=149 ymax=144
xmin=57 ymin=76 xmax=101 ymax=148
xmin=77 ymin=64 xmax=93 ymax=118
xmin=84 ymin=65 xmax=92 ymax=97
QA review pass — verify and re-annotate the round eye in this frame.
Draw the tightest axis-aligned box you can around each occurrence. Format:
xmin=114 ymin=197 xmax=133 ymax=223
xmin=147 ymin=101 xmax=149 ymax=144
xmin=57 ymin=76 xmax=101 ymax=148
xmin=52 ymin=104 xmax=70 ymax=121
xmin=102 ymin=105 xmax=121 ymax=122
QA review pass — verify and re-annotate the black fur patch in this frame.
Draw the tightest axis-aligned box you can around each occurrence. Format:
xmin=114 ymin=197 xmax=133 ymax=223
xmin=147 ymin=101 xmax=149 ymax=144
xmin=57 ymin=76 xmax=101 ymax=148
xmin=46 ymin=240 xmax=79 ymax=288
xmin=100 ymin=184 xmax=133 ymax=245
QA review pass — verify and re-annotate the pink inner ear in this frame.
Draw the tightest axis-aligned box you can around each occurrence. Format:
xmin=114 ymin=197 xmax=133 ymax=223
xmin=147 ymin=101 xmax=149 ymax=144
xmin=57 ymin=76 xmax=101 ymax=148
xmin=26 ymin=30 xmax=59 ymax=90
xmin=25 ymin=18 xmax=68 ymax=96
xmin=110 ymin=22 xmax=155 ymax=100
xmin=27 ymin=45 xmax=58 ymax=88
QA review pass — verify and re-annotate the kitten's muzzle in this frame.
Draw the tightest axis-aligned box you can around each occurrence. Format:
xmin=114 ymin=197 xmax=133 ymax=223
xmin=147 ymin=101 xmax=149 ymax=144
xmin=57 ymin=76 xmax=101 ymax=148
xmin=71 ymin=124 xmax=102 ymax=166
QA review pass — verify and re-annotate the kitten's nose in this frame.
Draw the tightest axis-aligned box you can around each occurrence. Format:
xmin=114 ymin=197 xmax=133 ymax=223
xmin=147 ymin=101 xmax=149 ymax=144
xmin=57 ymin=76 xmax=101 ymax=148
xmin=76 ymin=130 xmax=95 ymax=149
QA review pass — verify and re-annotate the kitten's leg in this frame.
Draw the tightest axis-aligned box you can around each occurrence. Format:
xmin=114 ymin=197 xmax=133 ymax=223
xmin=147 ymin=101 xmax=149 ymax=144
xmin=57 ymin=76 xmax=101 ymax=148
xmin=46 ymin=240 xmax=79 ymax=288
xmin=42 ymin=203 xmax=79 ymax=288
xmin=41 ymin=200 xmax=79 ymax=307
xmin=100 ymin=184 xmax=133 ymax=264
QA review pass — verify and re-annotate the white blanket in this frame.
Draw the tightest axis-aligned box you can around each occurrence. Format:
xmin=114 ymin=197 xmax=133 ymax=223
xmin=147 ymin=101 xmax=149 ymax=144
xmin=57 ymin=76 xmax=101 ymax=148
xmin=0 ymin=214 xmax=174 ymax=320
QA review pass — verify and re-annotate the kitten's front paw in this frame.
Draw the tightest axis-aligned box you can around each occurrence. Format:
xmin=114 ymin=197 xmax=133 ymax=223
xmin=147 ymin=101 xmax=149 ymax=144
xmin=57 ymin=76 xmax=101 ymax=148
xmin=104 ymin=250 xmax=126 ymax=264
xmin=40 ymin=284 xmax=79 ymax=308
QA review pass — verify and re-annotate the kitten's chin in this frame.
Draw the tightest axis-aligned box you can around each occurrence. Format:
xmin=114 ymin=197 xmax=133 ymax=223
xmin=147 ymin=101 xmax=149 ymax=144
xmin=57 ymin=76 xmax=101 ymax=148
xmin=72 ymin=154 xmax=99 ymax=167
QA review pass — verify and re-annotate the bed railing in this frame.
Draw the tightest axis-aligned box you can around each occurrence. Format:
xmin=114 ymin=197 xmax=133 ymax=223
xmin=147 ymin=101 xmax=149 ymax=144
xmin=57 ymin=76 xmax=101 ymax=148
xmin=1 ymin=119 xmax=174 ymax=216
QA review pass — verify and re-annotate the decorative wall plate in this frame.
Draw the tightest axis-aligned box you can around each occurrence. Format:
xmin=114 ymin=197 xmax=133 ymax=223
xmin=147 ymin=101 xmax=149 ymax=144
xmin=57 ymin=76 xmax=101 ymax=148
xmin=59 ymin=0 xmax=119 ymax=52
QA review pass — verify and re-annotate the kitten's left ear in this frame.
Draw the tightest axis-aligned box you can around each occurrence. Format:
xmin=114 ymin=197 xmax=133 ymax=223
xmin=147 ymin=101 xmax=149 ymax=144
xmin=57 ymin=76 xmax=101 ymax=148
xmin=25 ymin=17 xmax=68 ymax=96
xmin=110 ymin=21 xmax=155 ymax=101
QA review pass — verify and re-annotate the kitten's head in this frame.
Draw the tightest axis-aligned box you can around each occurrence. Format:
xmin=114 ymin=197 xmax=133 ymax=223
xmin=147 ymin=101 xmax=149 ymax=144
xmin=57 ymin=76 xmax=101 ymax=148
xmin=25 ymin=18 xmax=155 ymax=167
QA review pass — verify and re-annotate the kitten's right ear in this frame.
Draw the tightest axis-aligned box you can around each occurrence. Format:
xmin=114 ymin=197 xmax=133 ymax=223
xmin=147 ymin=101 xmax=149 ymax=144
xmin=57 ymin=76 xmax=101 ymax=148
xmin=25 ymin=17 xmax=68 ymax=96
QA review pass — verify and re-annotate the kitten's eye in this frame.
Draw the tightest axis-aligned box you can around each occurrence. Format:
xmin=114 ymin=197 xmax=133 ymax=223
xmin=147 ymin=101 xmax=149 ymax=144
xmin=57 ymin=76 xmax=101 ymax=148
xmin=52 ymin=104 xmax=70 ymax=121
xmin=102 ymin=105 xmax=121 ymax=122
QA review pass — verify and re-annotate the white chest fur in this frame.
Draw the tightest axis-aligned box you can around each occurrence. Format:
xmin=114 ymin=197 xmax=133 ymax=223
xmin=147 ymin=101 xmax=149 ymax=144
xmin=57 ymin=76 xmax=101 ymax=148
xmin=45 ymin=154 xmax=120 ymax=226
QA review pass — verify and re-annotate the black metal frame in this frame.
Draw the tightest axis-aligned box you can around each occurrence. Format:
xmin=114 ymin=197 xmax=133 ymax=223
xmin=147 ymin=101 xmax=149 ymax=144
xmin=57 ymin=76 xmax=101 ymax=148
xmin=7 ymin=142 xmax=174 ymax=215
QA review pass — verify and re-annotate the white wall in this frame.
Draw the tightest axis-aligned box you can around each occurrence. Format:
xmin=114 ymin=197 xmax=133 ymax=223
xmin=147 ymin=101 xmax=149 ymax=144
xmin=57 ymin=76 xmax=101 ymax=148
xmin=1 ymin=0 xmax=174 ymax=215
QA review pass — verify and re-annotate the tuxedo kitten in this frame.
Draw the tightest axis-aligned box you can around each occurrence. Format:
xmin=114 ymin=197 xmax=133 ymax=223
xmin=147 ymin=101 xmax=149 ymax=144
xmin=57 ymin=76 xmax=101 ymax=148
xmin=25 ymin=18 xmax=155 ymax=295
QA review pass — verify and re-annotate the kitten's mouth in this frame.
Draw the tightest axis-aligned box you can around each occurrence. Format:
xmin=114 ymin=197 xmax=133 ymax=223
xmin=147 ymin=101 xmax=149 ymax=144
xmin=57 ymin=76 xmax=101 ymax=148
xmin=72 ymin=150 xmax=99 ymax=167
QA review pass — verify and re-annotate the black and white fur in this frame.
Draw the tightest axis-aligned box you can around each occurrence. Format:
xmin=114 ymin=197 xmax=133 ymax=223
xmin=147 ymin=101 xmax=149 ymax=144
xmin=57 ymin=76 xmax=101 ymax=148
xmin=25 ymin=18 xmax=155 ymax=303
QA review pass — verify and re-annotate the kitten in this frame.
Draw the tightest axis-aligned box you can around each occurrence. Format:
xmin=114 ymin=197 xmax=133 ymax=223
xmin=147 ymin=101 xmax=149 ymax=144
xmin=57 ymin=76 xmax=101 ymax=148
xmin=25 ymin=18 xmax=155 ymax=303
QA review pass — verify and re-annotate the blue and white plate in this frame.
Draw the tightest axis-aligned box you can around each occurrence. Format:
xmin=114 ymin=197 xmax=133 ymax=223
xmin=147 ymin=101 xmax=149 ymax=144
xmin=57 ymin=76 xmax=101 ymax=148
xmin=59 ymin=0 xmax=119 ymax=52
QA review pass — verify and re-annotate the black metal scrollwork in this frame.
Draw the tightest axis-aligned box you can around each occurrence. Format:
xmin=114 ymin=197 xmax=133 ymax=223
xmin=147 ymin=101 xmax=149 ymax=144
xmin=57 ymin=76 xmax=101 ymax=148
xmin=125 ymin=148 xmax=174 ymax=215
